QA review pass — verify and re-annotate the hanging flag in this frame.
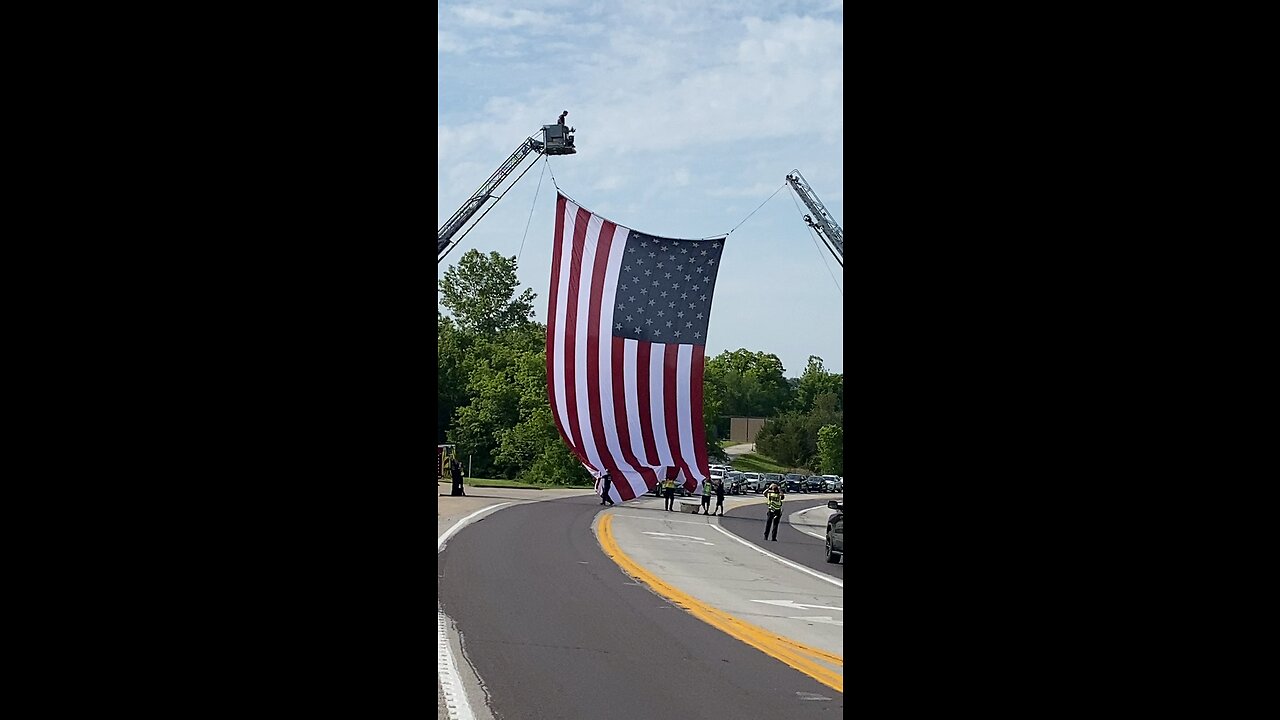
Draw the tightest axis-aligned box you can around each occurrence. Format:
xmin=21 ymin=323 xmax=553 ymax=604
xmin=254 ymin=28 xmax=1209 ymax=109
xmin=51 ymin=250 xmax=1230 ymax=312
xmin=547 ymin=193 xmax=725 ymax=503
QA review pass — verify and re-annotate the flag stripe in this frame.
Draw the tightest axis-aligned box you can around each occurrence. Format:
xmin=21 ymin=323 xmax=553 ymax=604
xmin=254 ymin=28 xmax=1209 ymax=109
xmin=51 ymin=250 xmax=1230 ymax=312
xmin=662 ymin=343 xmax=695 ymax=490
xmin=546 ymin=195 xmax=573 ymax=449
xmin=621 ymin=339 xmax=649 ymax=465
xmin=649 ymin=345 xmax=675 ymax=469
xmin=635 ymin=340 xmax=660 ymax=466
xmin=560 ymin=206 xmax=592 ymax=459
xmin=611 ymin=337 xmax=654 ymax=498
xmin=689 ymin=347 xmax=709 ymax=479
xmin=572 ymin=211 xmax=605 ymax=475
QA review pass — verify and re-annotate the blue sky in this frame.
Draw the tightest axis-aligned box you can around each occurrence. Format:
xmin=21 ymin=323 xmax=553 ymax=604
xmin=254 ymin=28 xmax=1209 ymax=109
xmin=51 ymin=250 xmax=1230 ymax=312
xmin=438 ymin=0 xmax=843 ymax=377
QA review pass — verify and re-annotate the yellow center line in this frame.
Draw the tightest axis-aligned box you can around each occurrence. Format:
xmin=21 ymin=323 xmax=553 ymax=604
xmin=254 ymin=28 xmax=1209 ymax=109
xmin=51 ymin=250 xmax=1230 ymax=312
xmin=596 ymin=513 xmax=843 ymax=693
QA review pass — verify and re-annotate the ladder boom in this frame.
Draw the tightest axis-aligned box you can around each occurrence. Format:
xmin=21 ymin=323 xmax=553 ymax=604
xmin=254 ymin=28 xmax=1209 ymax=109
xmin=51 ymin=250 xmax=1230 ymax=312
xmin=437 ymin=119 xmax=577 ymax=264
xmin=438 ymin=137 xmax=542 ymax=262
xmin=786 ymin=169 xmax=843 ymax=267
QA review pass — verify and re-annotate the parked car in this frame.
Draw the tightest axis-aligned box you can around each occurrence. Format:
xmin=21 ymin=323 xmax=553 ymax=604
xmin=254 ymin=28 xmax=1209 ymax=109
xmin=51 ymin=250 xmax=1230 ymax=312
xmin=821 ymin=475 xmax=843 ymax=492
xmin=725 ymin=471 xmax=746 ymax=494
xmin=825 ymin=499 xmax=843 ymax=563
xmin=803 ymin=475 xmax=827 ymax=493
xmin=739 ymin=472 xmax=761 ymax=494
xmin=760 ymin=473 xmax=784 ymax=493
xmin=782 ymin=474 xmax=805 ymax=493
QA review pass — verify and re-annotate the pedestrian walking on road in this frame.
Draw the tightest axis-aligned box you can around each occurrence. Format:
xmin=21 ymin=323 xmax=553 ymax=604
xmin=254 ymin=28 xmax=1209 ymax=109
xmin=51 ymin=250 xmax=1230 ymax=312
xmin=713 ymin=476 xmax=726 ymax=516
xmin=764 ymin=482 xmax=785 ymax=540
xmin=598 ymin=469 xmax=615 ymax=506
xmin=700 ymin=475 xmax=713 ymax=514
xmin=450 ymin=459 xmax=466 ymax=497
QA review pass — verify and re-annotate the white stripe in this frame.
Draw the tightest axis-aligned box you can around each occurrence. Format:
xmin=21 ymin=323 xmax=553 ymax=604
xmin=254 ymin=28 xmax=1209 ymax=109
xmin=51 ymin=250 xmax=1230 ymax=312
xmin=438 ymin=502 xmax=514 ymax=553
xmin=708 ymin=524 xmax=843 ymax=588
xmin=551 ymin=200 xmax=578 ymax=445
xmin=596 ymin=223 xmax=645 ymax=501
xmin=573 ymin=213 xmax=606 ymax=473
xmin=438 ymin=611 xmax=476 ymax=720
xmin=675 ymin=344 xmax=706 ymax=483
xmin=622 ymin=338 xmax=648 ymax=466
xmin=649 ymin=343 xmax=675 ymax=467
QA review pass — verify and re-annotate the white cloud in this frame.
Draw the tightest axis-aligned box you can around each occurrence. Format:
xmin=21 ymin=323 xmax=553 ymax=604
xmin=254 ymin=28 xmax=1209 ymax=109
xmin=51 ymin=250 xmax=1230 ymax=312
xmin=452 ymin=6 xmax=556 ymax=29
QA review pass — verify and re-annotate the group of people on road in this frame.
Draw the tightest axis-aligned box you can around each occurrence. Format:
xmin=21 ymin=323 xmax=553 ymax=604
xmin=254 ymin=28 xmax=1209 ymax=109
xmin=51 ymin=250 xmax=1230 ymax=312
xmin=595 ymin=468 xmax=788 ymax=539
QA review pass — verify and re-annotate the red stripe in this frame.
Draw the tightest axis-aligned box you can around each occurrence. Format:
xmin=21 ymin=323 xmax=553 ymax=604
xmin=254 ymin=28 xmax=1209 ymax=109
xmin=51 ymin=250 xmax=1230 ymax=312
xmin=689 ymin=346 xmax=709 ymax=479
xmin=560 ymin=206 xmax=592 ymax=471
xmin=635 ymin=340 xmax=659 ymax=466
xmin=584 ymin=220 xmax=635 ymax=500
xmin=545 ymin=195 xmax=575 ymax=453
xmin=612 ymin=337 xmax=656 ymax=494
xmin=662 ymin=343 xmax=696 ymax=493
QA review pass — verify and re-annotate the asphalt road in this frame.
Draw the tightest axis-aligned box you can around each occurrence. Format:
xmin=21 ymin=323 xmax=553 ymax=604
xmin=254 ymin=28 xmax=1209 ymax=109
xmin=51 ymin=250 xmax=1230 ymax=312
xmin=438 ymin=493 xmax=843 ymax=719
xmin=721 ymin=497 xmax=844 ymax=578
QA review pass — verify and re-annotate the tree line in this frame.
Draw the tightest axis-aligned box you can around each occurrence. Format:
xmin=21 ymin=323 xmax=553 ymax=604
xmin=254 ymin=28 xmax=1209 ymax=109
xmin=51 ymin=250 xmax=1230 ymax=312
xmin=438 ymin=250 xmax=844 ymax=485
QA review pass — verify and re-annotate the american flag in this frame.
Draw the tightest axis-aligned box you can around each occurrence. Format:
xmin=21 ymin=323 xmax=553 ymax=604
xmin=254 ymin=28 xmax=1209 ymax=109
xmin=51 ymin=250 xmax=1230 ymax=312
xmin=547 ymin=193 xmax=725 ymax=503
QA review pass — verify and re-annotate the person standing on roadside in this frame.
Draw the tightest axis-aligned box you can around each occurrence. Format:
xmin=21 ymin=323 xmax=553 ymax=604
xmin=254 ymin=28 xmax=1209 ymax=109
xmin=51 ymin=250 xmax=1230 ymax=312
xmin=764 ymin=482 xmax=785 ymax=541
xmin=450 ymin=458 xmax=466 ymax=497
xmin=598 ymin=468 xmax=615 ymax=506
xmin=662 ymin=469 xmax=677 ymax=511
xmin=700 ymin=474 xmax=713 ymax=514
xmin=713 ymin=475 xmax=726 ymax=516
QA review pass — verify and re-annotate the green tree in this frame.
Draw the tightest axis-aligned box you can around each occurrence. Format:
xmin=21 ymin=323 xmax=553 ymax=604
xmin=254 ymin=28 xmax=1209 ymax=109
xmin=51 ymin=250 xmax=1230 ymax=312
xmin=754 ymin=411 xmax=809 ymax=468
xmin=793 ymin=355 xmax=843 ymax=413
xmin=438 ymin=313 xmax=473 ymax=443
xmin=817 ymin=424 xmax=843 ymax=475
xmin=447 ymin=341 xmax=523 ymax=477
xmin=755 ymin=391 xmax=843 ymax=471
xmin=704 ymin=349 xmax=792 ymax=418
xmin=439 ymin=250 xmax=537 ymax=336
xmin=493 ymin=348 xmax=590 ymax=485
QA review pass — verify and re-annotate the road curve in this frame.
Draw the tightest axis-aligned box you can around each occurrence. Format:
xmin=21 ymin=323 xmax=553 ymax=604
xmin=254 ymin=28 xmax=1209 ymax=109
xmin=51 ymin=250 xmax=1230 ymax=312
xmin=438 ymin=493 xmax=843 ymax=720
xmin=720 ymin=497 xmax=844 ymax=577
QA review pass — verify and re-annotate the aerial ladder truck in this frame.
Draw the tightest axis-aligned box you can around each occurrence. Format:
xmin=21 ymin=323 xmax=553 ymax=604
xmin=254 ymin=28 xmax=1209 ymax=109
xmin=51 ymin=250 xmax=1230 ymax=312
xmin=437 ymin=118 xmax=577 ymax=263
xmin=785 ymin=169 xmax=843 ymax=268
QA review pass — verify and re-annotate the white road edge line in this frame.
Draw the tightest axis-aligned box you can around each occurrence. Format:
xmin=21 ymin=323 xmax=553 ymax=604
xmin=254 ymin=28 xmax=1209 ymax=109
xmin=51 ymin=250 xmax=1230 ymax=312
xmin=792 ymin=506 xmax=833 ymax=539
xmin=438 ymin=611 xmax=476 ymax=720
xmin=438 ymin=502 xmax=514 ymax=553
xmin=708 ymin=524 xmax=843 ymax=588
xmin=793 ymin=526 xmax=827 ymax=541
xmin=438 ymin=502 xmax=513 ymax=720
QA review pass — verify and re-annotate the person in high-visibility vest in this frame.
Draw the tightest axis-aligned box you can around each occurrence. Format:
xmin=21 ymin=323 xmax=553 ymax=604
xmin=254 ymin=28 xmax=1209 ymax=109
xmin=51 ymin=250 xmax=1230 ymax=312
xmin=764 ymin=482 xmax=785 ymax=541
xmin=661 ymin=474 xmax=677 ymax=511
xmin=700 ymin=475 xmax=713 ymax=515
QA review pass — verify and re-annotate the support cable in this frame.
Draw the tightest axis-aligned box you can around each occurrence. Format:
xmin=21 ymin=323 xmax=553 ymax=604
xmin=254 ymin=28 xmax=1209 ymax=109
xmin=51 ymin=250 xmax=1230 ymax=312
xmin=439 ymin=152 xmax=541 ymax=264
xmin=517 ymin=159 xmax=548 ymax=264
xmin=727 ymin=181 xmax=787 ymax=236
xmin=788 ymin=189 xmax=843 ymax=297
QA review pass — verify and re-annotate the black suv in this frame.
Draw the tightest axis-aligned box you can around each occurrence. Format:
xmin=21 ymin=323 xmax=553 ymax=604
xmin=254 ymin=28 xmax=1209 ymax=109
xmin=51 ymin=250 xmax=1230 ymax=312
xmin=803 ymin=476 xmax=827 ymax=493
xmin=783 ymin=473 xmax=806 ymax=493
xmin=825 ymin=499 xmax=843 ymax=563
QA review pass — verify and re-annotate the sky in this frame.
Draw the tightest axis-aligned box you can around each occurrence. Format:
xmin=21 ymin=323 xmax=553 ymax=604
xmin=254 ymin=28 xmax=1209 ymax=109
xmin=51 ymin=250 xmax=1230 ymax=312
xmin=438 ymin=0 xmax=843 ymax=377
